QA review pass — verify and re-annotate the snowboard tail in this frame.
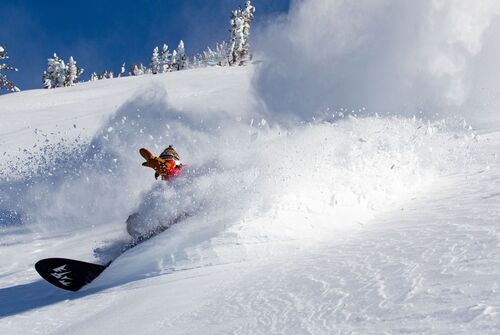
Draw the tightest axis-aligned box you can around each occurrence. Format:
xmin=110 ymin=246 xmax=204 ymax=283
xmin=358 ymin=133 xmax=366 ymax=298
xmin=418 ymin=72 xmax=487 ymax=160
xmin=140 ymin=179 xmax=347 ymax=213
xmin=36 ymin=213 xmax=188 ymax=292
xmin=35 ymin=258 xmax=108 ymax=292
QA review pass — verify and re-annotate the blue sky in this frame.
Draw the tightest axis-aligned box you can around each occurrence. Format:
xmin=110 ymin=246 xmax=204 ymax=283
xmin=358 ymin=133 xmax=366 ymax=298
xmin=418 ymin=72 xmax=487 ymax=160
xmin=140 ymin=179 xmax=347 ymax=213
xmin=0 ymin=0 xmax=290 ymax=91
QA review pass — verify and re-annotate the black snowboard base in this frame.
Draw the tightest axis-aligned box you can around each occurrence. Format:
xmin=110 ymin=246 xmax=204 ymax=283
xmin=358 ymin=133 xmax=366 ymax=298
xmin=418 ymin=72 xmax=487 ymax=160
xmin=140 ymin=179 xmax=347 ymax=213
xmin=35 ymin=229 xmax=159 ymax=292
xmin=36 ymin=213 xmax=190 ymax=292
xmin=35 ymin=258 xmax=108 ymax=292
xmin=34 ymin=231 xmax=153 ymax=292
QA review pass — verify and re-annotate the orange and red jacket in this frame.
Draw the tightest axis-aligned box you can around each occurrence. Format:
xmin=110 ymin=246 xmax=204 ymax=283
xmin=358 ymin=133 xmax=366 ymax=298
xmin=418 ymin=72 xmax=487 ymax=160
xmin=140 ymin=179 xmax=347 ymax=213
xmin=159 ymin=159 xmax=183 ymax=180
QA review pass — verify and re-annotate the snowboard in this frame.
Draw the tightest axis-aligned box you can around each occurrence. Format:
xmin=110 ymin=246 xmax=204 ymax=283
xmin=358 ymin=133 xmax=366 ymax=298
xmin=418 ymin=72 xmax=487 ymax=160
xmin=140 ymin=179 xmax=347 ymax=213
xmin=35 ymin=213 xmax=188 ymax=291
xmin=35 ymin=230 xmax=158 ymax=291
xmin=35 ymin=258 xmax=108 ymax=292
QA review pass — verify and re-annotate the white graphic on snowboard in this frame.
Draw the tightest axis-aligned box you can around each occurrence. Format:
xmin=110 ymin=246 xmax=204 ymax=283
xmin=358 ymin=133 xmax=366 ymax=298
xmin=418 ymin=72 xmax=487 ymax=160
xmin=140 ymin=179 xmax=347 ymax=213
xmin=50 ymin=264 xmax=73 ymax=286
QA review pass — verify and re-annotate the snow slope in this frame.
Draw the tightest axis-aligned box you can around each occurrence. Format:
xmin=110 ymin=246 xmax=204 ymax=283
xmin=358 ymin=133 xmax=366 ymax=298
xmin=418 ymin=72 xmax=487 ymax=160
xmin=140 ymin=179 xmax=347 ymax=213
xmin=2 ymin=1 xmax=500 ymax=331
xmin=1 ymin=64 xmax=498 ymax=334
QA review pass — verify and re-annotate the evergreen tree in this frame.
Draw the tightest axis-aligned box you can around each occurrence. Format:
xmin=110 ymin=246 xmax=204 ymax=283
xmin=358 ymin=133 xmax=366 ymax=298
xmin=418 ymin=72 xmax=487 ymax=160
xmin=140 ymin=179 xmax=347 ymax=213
xmin=240 ymin=1 xmax=255 ymax=64
xmin=130 ymin=64 xmax=139 ymax=76
xmin=138 ymin=64 xmax=147 ymax=75
xmin=215 ymin=41 xmax=230 ymax=66
xmin=118 ymin=63 xmax=126 ymax=77
xmin=234 ymin=12 xmax=246 ymax=64
xmin=65 ymin=56 xmax=83 ymax=86
xmin=151 ymin=46 xmax=161 ymax=74
xmin=0 ymin=45 xmax=20 ymax=92
xmin=42 ymin=71 xmax=52 ymax=88
xmin=55 ymin=59 xmax=66 ymax=87
xmin=43 ymin=54 xmax=84 ymax=88
xmin=192 ymin=41 xmax=230 ymax=68
xmin=43 ymin=53 xmax=66 ymax=88
xmin=129 ymin=64 xmax=147 ymax=76
xmin=228 ymin=1 xmax=255 ymax=66
xmin=192 ymin=54 xmax=202 ymax=68
xmin=228 ymin=9 xmax=240 ymax=65
xmin=170 ymin=49 xmax=178 ymax=71
xmin=175 ymin=40 xmax=188 ymax=70
xmin=192 ymin=54 xmax=198 ymax=67
xmin=203 ymin=47 xmax=216 ymax=66
xmin=160 ymin=44 xmax=170 ymax=73
xmin=90 ymin=72 xmax=98 ymax=81
xmin=101 ymin=70 xmax=114 ymax=79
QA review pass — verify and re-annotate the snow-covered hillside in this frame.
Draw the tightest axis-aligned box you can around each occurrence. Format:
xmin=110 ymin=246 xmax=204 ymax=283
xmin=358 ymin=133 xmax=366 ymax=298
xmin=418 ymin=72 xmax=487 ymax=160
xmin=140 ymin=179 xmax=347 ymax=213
xmin=2 ymin=1 xmax=500 ymax=333
xmin=1 ymin=63 xmax=499 ymax=334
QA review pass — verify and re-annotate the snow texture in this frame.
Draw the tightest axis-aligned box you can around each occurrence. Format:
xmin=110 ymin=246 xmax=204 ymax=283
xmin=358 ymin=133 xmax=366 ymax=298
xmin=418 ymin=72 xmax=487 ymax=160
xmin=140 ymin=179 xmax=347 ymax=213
xmin=1 ymin=1 xmax=500 ymax=334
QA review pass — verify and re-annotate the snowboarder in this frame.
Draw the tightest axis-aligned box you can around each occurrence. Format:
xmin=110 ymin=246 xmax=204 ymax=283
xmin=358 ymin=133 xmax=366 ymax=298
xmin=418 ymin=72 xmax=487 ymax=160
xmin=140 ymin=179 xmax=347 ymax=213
xmin=140 ymin=145 xmax=183 ymax=180
xmin=126 ymin=145 xmax=184 ymax=238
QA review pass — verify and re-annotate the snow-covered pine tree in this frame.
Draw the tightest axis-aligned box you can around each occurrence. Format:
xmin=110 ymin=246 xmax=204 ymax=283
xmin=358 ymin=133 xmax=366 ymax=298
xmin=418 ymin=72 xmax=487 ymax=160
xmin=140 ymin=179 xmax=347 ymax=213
xmin=55 ymin=59 xmax=66 ymax=87
xmin=102 ymin=70 xmax=114 ymax=79
xmin=175 ymin=40 xmax=188 ymax=70
xmin=240 ymin=0 xmax=255 ymax=65
xmin=228 ymin=9 xmax=242 ymax=65
xmin=234 ymin=11 xmax=245 ymax=64
xmin=0 ymin=45 xmax=20 ymax=92
xmin=118 ymin=63 xmax=126 ymax=77
xmin=192 ymin=54 xmax=202 ymax=68
xmin=151 ymin=46 xmax=161 ymax=74
xmin=42 ymin=71 xmax=52 ymax=88
xmin=43 ymin=53 xmax=66 ymax=88
xmin=90 ymin=72 xmax=98 ymax=81
xmin=130 ymin=64 xmax=139 ymax=76
xmin=215 ymin=41 xmax=229 ymax=66
xmin=160 ymin=44 xmax=170 ymax=72
xmin=65 ymin=56 xmax=83 ymax=86
xmin=203 ymin=47 xmax=216 ymax=66
xmin=138 ymin=64 xmax=146 ymax=75
xmin=228 ymin=1 xmax=255 ymax=66
xmin=129 ymin=64 xmax=146 ymax=76
xmin=170 ymin=49 xmax=178 ymax=71
xmin=197 ymin=41 xmax=230 ymax=68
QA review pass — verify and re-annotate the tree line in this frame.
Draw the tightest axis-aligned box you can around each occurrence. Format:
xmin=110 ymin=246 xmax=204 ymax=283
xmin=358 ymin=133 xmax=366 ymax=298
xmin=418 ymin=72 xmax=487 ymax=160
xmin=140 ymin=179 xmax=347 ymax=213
xmin=0 ymin=0 xmax=255 ymax=93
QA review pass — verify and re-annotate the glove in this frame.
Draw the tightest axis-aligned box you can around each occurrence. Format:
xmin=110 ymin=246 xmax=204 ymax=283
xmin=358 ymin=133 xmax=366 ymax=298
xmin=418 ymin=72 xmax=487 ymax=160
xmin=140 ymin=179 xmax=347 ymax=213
xmin=140 ymin=148 xmax=174 ymax=176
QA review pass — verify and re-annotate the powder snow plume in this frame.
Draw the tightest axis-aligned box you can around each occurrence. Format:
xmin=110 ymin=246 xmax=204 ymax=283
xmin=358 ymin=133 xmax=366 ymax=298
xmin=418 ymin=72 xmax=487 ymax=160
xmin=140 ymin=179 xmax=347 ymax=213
xmin=254 ymin=0 xmax=500 ymax=126
xmin=0 ymin=77 xmax=475 ymax=260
